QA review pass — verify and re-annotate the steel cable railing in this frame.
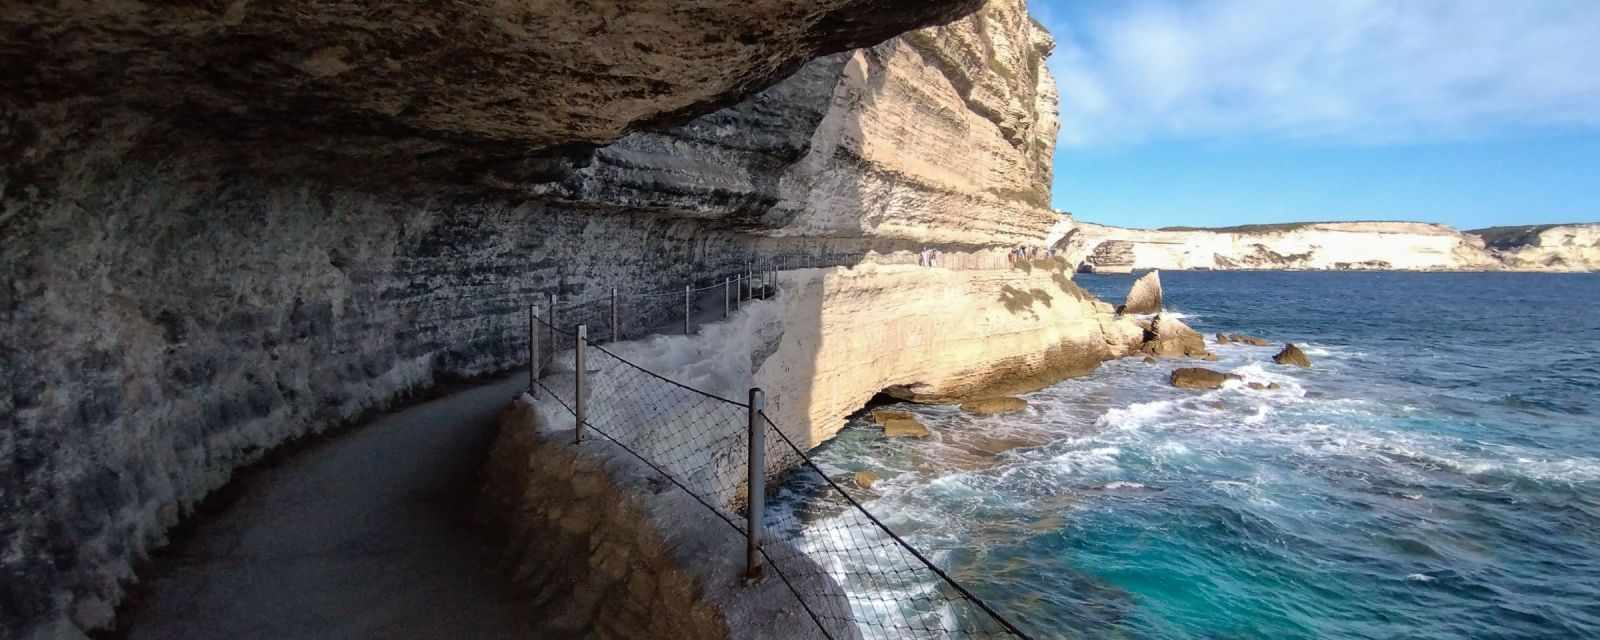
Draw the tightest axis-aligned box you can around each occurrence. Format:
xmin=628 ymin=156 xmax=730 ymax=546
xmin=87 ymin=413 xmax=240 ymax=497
xmin=520 ymin=276 xmax=1034 ymax=639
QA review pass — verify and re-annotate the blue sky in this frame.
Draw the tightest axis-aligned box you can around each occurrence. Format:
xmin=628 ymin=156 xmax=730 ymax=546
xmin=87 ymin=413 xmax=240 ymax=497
xmin=1027 ymin=0 xmax=1600 ymax=230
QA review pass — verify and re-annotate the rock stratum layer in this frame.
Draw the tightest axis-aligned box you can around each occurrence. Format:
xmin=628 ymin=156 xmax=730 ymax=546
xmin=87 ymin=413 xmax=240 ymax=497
xmin=1054 ymin=218 xmax=1600 ymax=273
xmin=0 ymin=0 xmax=1075 ymax=637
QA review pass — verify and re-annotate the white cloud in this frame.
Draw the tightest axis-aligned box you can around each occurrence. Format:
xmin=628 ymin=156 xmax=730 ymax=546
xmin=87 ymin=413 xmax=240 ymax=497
xmin=1037 ymin=0 xmax=1600 ymax=147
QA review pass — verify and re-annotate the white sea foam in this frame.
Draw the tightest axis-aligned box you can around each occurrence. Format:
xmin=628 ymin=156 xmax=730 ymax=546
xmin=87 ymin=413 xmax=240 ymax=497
xmin=1405 ymin=573 xmax=1436 ymax=582
xmin=1101 ymin=481 xmax=1148 ymax=490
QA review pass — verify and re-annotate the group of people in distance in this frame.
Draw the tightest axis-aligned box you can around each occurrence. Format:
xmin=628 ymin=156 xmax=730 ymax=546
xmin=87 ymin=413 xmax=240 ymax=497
xmin=918 ymin=247 xmax=941 ymax=267
xmin=1009 ymin=244 xmax=1054 ymax=264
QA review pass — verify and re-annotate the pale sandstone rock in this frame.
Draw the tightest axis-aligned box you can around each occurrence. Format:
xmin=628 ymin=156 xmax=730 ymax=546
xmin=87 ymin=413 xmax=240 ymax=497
xmin=1121 ymin=270 xmax=1162 ymax=314
xmin=1141 ymin=314 xmax=1209 ymax=359
xmin=959 ymin=397 xmax=1029 ymax=415
xmin=751 ymin=265 xmax=1145 ymax=450
xmin=882 ymin=417 xmax=932 ymax=438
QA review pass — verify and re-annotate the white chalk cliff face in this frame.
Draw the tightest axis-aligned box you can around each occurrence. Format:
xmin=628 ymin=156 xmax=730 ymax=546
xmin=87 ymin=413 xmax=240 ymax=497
xmin=1055 ymin=218 xmax=1599 ymax=273
xmin=1472 ymin=224 xmax=1600 ymax=272
xmin=764 ymin=1 xmax=1061 ymax=247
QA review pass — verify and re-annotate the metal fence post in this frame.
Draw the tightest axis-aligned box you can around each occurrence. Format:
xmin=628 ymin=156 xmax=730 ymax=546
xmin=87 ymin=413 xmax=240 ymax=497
xmin=610 ymin=286 xmax=619 ymax=343
xmin=724 ymin=277 xmax=731 ymax=318
xmin=575 ymin=324 xmax=586 ymax=444
xmin=746 ymin=387 xmax=766 ymax=580
xmin=683 ymin=284 xmax=692 ymax=335
xmin=546 ymin=292 xmax=556 ymax=364
xmin=528 ymin=304 xmax=538 ymax=397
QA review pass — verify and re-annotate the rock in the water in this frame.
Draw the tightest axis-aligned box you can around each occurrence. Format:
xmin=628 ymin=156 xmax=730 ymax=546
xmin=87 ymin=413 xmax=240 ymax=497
xmin=870 ymin=409 xmax=912 ymax=424
xmin=1170 ymin=368 xmax=1240 ymax=390
xmin=1229 ymin=334 xmax=1271 ymax=347
xmin=1142 ymin=356 xmax=1157 ymax=364
xmin=1120 ymin=270 xmax=1163 ymax=314
xmin=1247 ymin=382 xmax=1282 ymax=391
xmin=959 ymin=397 xmax=1028 ymax=415
xmin=882 ymin=417 xmax=931 ymax=438
xmin=1215 ymin=333 xmax=1231 ymax=345
xmin=1141 ymin=313 xmax=1208 ymax=358
xmin=1198 ymin=353 xmax=1218 ymax=361
xmin=1273 ymin=343 xmax=1312 ymax=368
xmin=870 ymin=409 xmax=930 ymax=437
xmin=853 ymin=471 xmax=879 ymax=489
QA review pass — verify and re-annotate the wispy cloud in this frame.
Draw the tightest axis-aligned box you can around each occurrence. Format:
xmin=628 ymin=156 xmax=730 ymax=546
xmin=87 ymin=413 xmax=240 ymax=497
xmin=1034 ymin=0 xmax=1600 ymax=147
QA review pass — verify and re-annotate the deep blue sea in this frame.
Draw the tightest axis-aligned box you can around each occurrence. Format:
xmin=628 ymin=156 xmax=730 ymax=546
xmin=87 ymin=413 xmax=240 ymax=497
xmin=794 ymin=272 xmax=1600 ymax=639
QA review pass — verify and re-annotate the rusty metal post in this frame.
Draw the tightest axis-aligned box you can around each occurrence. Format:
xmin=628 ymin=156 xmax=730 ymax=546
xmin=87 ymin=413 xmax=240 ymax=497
xmin=746 ymin=387 xmax=766 ymax=580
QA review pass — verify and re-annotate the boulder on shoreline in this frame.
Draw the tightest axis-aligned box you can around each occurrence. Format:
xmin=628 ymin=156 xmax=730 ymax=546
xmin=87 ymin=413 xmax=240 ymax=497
xmin=871 ymin=410 xmax=931 ymax=438
xmin=1119 ymin=270 xmax=1163 ymax=315
xmin=1273 ymin=343 xmax=1312 ymax=368
xmin=1170 ymin=367 xmax=1240 ymax=390
xmin=960 ymin=397 xmax=1029 ymax=415
xmin=1141 ymin=314 xmax=1212 ymax=359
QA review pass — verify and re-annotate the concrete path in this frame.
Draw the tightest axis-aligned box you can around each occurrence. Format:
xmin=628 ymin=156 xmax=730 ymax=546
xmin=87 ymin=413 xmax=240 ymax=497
xmin=111 ymin=280 xmax=770 ymax=638
xmin=114 ymin=376 xmax=545 ymax=640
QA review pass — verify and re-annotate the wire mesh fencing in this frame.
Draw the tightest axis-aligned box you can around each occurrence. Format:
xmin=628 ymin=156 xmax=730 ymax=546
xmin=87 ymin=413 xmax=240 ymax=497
xmin=519 ymin=275 xmax=1034 ymax=639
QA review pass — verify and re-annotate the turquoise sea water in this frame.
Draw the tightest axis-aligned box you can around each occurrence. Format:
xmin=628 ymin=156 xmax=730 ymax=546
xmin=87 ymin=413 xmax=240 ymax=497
xmin=789 ymin=272 xmax=1600 ymax=639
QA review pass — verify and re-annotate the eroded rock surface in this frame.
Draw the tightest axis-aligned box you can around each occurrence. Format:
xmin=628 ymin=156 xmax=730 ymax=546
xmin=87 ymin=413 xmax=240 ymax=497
xmin=0 ymin=0 xmax=1076 ymax=636
xmin=1140 ymin=314 xmax=1210 ymax=359
xmin=1120 ymin=270 xmax=1162 ymax=314
xmin=1052 ymin=217 xmax=1600 ymax=272
xmin=959 ymin=397 xmax=1029 ymax=415
xmin=1274 ymin=343 xmax=1313 ymax=368
xmin=1170 ymin=368 xmax=1240 ymax=390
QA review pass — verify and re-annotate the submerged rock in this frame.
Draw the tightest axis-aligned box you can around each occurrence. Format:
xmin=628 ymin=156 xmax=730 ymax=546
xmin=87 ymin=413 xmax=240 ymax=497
xmin=1247 ymin=382 xmax=1282 ymax=391
xmin=1215 ymin=333 xmax=1231 ymax=345
xmin=1120 ymin=270 xmax=1163 ymax=314
xmin=959 ymin=397 xmax=1029 ymax=415
xmin=1274 ymin=343 xmax=1312 ymax=368
xmin=853 ymin=471 xmax=879 ymax=489
xmin=1229 ymin=334 xmax=1271 ymax=347
xmin=883 ymin=417 xmax=931 ymax=438
xmin=870 ymin=410 xmax=931 ymax=438
xmin=1170 ymin=368 xmax=1240 ymax=390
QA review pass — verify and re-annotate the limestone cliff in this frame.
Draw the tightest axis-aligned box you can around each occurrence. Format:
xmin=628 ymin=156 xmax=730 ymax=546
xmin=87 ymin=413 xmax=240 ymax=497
xmin=1469 ymin=224 xmax=1600 ymax=272
xmin=1054 ymin=218 xmax=1598 ymax=273
xmin=0 ymin=0 xmax=1077 ymax=637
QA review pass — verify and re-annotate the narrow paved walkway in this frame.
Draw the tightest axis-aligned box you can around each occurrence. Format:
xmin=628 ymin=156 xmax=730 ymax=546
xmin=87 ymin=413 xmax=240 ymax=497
xmin=112 ymin=282 xmax=769 ymax=638
xmin=115 ymin=376 xmax=540 ymax=639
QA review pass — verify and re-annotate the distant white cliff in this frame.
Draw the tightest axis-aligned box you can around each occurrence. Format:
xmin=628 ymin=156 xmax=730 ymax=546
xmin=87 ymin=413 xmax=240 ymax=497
xmin=1051 ymin=217 xmax=1599 ymax=273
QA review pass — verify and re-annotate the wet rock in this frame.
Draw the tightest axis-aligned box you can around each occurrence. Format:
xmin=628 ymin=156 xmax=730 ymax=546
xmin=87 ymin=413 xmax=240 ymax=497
xmin=853 ymin=471 xmax=879 ymax=489
xmin=1119 ymin=270 xmax=1162 ymax=314
xmin=1229 ymin=334 xmax=1270 ymax=347
xmin=1141 ymin=356 xmax=1157 ymax=364
xmin=870 ymin=410 xmax=931 ymax=438
xmin=1274 ymin=343 xmax=1312 ymax=368
xmin=883 ymin=417 xmax=931 ymax=438
xmin=959 ymin=397 xmax=1028 ymax=415
xmin=1215 ymin=333 xmax=1231 ymax=345
xmin=1247 ymin=382 xmax=1282 ymax=391
xmin=1170 ymin=368 xmax=1240 ymax=390
xmin=1141 ymin=314 xmax=1208 ymax=359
